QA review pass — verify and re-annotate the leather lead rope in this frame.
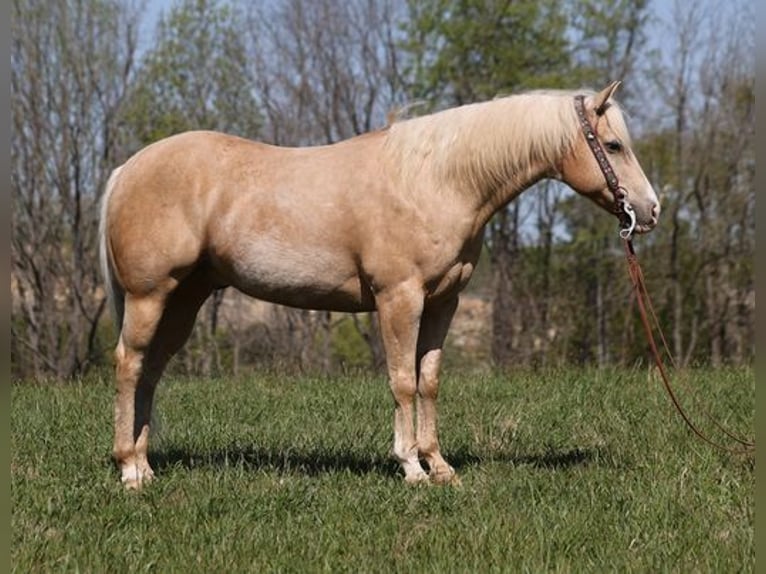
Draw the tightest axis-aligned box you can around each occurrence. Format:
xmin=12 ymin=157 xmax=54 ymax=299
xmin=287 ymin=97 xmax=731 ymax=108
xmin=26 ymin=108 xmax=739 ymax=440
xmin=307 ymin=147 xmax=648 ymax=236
xmin=574 ymin=94 xmax=753 ymax=455
xmin=624 ymin=239 xmax=754 ymax=455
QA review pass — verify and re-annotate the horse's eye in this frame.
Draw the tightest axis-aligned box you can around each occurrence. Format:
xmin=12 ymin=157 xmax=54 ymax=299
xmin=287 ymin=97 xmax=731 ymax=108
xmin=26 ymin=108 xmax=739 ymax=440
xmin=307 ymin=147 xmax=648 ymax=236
xmin=605 ymin=140 xmax=623 ymax=154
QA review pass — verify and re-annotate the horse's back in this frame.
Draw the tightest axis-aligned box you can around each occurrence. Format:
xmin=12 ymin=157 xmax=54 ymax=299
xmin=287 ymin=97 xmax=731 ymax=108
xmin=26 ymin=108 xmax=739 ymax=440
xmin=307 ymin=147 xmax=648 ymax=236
xmin=104 ymin=130 xmax=387 ymax=309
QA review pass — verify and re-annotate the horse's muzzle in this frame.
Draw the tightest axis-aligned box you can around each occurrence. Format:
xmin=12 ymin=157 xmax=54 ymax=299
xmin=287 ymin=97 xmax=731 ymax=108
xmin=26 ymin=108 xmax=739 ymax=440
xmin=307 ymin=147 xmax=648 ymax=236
xmin=632 ymin=202 xmax=660 ymax=234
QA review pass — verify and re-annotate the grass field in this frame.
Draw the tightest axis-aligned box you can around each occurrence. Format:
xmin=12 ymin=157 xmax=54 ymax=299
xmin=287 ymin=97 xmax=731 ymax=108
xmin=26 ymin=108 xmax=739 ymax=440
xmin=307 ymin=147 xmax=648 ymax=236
xmin=11 ymin=367 xmax=753 ymax=572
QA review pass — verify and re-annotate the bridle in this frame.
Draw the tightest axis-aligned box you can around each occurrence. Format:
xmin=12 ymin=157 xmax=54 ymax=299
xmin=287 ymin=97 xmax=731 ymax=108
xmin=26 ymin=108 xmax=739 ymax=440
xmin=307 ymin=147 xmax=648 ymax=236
xmin=574 ymin=95 xmax=637 ymax=240
xmin=572 ymin=94 xmax=754 ymax=455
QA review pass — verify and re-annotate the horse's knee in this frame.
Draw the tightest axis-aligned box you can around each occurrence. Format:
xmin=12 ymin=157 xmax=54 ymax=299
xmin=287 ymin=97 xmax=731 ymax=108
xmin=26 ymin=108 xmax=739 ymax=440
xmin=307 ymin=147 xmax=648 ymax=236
xmin=419 ymin=374 xmax=439 ymax=399
xmin=389 ymin=374 xmax=417 ymax=403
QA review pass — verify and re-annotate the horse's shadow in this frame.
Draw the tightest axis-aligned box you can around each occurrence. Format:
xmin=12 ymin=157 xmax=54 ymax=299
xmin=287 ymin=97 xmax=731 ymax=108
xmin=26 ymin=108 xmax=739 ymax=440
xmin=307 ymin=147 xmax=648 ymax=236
xmin=150 ymin=443 xmax=603 ymax=479
xmin=150 ymin=445 xmax=402 ymax=478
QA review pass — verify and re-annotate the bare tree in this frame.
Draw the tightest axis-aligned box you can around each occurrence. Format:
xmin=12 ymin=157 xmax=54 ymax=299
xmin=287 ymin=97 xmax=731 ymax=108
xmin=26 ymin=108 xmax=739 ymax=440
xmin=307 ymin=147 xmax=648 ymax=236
xmin=11 ymin=0 xmax=141 ymax=378
xmin=11 ymin=0 xmax=752 ymax=380
xmin=639 ymin=0 xmax=754 ymax=366
xmin=246 ymin=0 xmax=405 ymax=146
xmin=238 ymin=0 xmax=406 ymax=370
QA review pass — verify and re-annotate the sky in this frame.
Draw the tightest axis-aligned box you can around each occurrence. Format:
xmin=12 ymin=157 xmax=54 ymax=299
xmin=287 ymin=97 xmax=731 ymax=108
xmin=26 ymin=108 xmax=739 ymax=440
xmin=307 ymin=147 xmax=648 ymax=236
xmin=139 ymin=0 xmax=683 ymax=55
xmin=136 ymin=0 xmax=752 ymax=116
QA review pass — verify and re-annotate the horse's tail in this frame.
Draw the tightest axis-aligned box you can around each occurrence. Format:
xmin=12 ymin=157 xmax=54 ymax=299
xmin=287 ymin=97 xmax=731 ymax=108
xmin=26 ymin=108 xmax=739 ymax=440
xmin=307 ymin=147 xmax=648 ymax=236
xmin=99 ymin=165 xmax=125 ymax=332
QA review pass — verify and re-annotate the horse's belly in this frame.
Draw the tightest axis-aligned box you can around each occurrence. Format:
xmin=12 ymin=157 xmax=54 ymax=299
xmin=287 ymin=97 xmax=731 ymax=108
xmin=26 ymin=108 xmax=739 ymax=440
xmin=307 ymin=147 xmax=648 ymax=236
xmin=216 ymin=238 xmax=374 ymax=312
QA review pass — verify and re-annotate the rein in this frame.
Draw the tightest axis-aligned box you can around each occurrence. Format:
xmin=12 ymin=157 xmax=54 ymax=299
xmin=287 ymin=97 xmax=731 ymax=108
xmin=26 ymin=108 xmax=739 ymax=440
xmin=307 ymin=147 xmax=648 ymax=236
xmin=574 ymin=95 xmax=754 ymax=455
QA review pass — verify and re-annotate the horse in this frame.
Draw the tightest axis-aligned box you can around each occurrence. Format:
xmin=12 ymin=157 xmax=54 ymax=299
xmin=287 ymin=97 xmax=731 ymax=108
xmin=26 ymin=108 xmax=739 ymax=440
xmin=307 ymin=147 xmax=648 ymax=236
xmin=99 ymin=81 xmax=660 ymax=489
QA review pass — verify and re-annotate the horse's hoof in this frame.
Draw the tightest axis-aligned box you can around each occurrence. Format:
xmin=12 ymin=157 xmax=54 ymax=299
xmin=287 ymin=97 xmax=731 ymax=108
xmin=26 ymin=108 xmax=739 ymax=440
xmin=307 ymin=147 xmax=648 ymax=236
xmin=120 ymin=464 xmax=154 ymax=490
xmin=122 ymin=478 xmax=142 ymax=490
xmin=430 ymin=467 xmax=461 ymax=486
xmin=404 ymin=470 xmax=430 ymax=485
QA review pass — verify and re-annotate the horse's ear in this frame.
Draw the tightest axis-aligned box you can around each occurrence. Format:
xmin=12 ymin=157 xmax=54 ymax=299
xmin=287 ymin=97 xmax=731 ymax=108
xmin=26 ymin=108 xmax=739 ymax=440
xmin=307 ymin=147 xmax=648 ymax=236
xmin=592 ymin=80 xmax=622 ymax=116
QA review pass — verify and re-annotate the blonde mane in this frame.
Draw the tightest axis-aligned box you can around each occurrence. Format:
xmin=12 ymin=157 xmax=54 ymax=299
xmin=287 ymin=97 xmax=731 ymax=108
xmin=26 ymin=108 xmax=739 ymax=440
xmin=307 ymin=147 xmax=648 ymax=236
xmin=384 ymin=89 xmax=629 ymax=196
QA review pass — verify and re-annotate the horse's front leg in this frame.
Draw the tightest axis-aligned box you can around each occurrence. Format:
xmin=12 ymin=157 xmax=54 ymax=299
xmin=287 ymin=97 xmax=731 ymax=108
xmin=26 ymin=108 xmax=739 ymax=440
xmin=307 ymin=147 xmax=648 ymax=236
xmin=376 ymin=280 xmax=429 ymax=484
xmin=417 ymin=296 xmax=460 ymax=485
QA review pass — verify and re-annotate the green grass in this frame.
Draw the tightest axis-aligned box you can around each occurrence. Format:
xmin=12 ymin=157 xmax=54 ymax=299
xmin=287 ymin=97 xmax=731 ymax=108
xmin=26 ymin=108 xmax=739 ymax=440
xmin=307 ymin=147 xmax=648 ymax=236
xmin=12 ymin=367 xmax=754 ymax=573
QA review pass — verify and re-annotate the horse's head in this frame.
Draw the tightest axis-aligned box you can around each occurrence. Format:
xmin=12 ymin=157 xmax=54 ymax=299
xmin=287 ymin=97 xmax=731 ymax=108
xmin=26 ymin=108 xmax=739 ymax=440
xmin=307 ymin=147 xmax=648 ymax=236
xmin=559 ymin=81 xmax=660 ymax=235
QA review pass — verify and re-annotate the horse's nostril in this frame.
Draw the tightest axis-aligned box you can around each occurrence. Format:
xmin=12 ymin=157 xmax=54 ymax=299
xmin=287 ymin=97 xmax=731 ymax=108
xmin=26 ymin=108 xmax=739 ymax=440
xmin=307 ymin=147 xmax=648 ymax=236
xmin=651 ymin=203 xmax=660 ymax=218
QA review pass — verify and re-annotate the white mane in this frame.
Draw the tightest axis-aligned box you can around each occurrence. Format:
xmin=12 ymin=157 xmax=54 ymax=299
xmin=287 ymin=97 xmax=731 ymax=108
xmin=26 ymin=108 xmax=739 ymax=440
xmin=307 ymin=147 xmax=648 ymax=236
xmin=384 ymin=89 xmax=629 ymax=196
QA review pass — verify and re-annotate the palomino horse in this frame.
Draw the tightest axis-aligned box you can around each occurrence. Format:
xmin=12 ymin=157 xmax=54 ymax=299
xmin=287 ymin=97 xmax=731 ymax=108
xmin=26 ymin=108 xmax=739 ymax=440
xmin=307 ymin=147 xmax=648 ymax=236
xmin=100 ymin=81 xmax=659 ymax=489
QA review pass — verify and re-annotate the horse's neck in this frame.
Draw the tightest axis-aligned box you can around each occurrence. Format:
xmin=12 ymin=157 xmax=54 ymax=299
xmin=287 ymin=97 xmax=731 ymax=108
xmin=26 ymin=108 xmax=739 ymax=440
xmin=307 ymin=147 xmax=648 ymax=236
xmin=466 ymin=152 xmax=554 ymax=230
xmin=386 ymin=95 xmax=570 ymax=232
xmin=439 ymin=102 xmax=561 ymax=229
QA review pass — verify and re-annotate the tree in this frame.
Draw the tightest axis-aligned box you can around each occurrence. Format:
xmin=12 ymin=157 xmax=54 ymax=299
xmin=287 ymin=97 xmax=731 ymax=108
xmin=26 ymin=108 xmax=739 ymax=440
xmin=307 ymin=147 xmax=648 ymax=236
xmin=549 ymin=0 xmax=651 ymax=366
xmin=246 ymin=0 xmax=405 ymax=146
xmin=11 ymin=0 xmax=753 ymax=380
xmin=11 ymin=0 xmax=141 ymax=378
xmin=403 ymin=0 xmax=573 ymax=106
xmin=637 ymin=0 xmax=754 ymax=366
xmin=567 ymin=0 xmax=650 ymax=94
xmin=125 ymin=0 xmax=260 ymax=146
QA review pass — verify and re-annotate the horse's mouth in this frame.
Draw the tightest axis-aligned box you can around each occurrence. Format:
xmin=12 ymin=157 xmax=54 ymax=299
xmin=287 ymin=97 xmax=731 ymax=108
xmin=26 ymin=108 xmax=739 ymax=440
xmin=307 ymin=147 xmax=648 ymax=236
xmin=628 ymin=207 xmax=659 ymax=235
xmin=632 ymin=222 xmax=656 ymax=235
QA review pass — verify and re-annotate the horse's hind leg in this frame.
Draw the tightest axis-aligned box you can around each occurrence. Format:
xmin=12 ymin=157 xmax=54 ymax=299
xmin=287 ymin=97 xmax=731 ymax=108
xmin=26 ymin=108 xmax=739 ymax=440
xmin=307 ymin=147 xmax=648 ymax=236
xmin=113 ymin=292 xmax=167 ymax=489
xmin=113 ymin=273 xmax=213 ymax=489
